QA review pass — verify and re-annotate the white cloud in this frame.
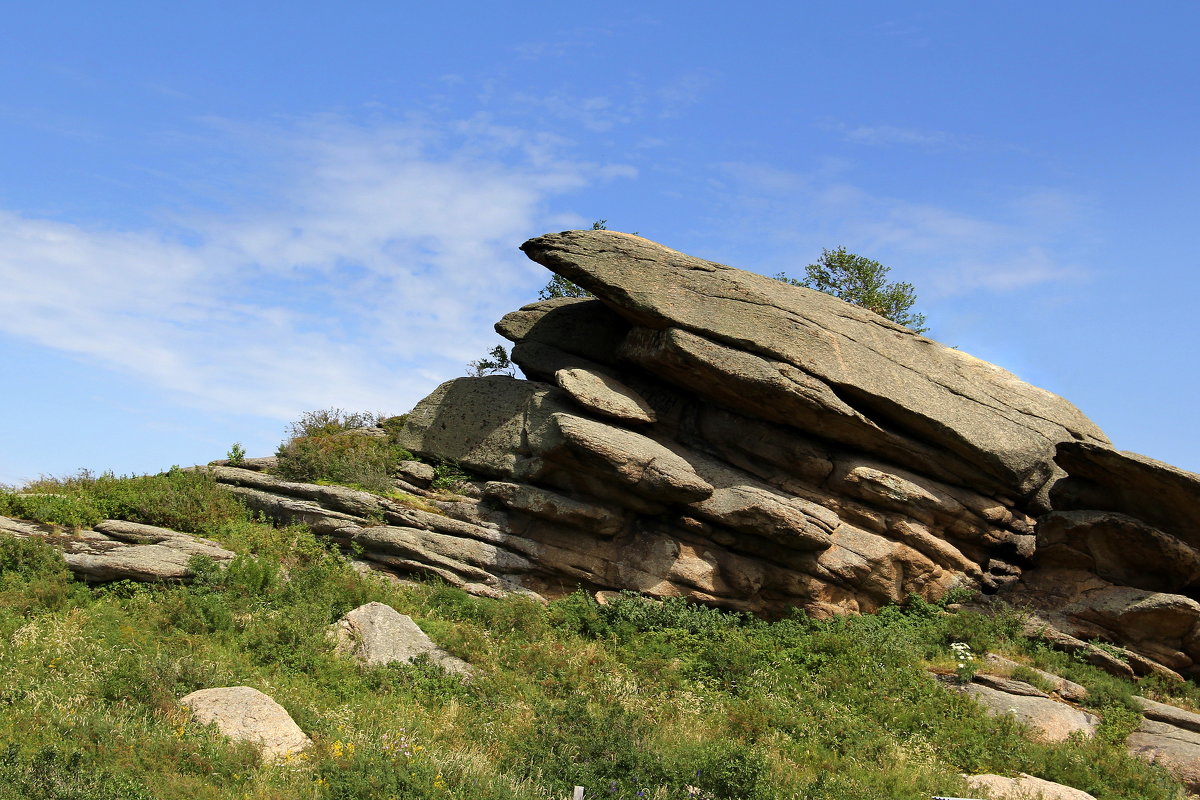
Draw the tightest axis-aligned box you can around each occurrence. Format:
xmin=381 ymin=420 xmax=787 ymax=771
xmin=841 ymin=124 xmax=961 ymax=148
xmin=712 ymin=161 xmax=1093 ymax=297
xmin=0 ymin=116 xmax=633 ymax=421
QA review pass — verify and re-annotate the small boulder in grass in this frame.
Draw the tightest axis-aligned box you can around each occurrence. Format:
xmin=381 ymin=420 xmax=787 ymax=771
xmin=180 ymin=686 xmax=310 ymax=760
xmin=963 ymin=773 xmax=1096 ymax=799
xmin=332 ymin=601 xmax=473 ymax=677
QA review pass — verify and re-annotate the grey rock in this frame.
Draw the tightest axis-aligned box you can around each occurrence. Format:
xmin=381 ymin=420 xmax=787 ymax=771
xmin=204 ymin=465 xmax=384 ymax=519
xmin=495 ymin=297 xmax=630 ymax=367
xmin=1052 ymin=442 xmax=1200 ymax=550
xmin=332 ymin=602 xmax=472 ymax=676
xmin=1035 ymin=510 xmax=1200 ymax=593
xmin=982 ymin=654 xmax=1089 ymax=702
xmin=207 ymin=456 xmax=278 ymax=471
xmin=180 ymin=686 xmax=311 ymax=760
xmin=1134 ymin=696 xmax=1200 ymax=735
xmin=0 ymin=515 xmax=235 ymax=583
xmin=395 ymin=377 xmax=569 ymax=478
xmin=535 ymin=412 xmax=713 ymax=505
xmin=396 ymin=460 xmax=436 ymax=488
xmin=555 ymin=367 xmax=656 ymax=424
xmin=970 ymin=673 xmax=1051 ymax=698
xmin=484 ymin=481 xmax=624 ymax=536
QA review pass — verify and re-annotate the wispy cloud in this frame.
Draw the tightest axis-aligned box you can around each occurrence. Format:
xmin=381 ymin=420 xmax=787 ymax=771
xmin=0 ymin=115 xmax=633 ymax=421
xmin=711 ymin=161 xmax=1093 ymax=298
xmin=840 ymin=124 xmax=963 ymax=148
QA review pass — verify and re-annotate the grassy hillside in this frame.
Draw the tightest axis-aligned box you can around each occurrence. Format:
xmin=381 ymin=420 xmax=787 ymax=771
xmin=0 ymin=469 xmax=1194 ymax=799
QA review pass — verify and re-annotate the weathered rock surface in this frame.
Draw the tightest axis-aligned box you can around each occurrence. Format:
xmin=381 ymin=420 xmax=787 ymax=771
xmin=520 ymin=231 xmax=1109 ymax=499
xmin=0 ymin=515 xmax=235 ymax=582
xmin=369 ymin=231 xmax=1089 ymax=617
xmin=180 ymin=686 xmax=311 ymax=760
xmin=333 ymin=602 xmax=473 ymax=675
xmin=982 ymin=653 xmax=1089 ymax=702
xmin=963 ymin=772 xmax=1096 ymax=800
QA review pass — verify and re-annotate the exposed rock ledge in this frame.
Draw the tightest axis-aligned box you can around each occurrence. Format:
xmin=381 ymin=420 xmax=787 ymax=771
xmin=0 ymin=516 xmax=234 ymax=582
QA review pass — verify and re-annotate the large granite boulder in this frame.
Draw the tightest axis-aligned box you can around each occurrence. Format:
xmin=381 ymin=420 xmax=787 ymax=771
xmin=520 ymin=231 xmax=1109 ymax=501
xmin=385 ymin=231 xmax=1076 ymax=616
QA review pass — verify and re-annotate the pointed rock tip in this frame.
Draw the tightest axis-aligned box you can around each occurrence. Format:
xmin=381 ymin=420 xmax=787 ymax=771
xmin=520 ymin=229 xmax=671 ymax=258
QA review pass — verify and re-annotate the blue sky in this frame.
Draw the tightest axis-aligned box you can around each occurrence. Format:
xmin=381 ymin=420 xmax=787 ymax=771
xmin=3 ymin=2 xmax=1198 ymax=484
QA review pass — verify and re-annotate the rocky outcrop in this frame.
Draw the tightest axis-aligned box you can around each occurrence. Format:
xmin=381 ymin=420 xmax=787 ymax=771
xmin=332 ymin=602 xmax=473 ymax=676
xmin=1007 ymin=444 xmax=1200 ymax=679
xmin=943 ymin=656 xmax=1200 ymax=792
xmin=188 ymin=230 xmax=1200 ymax=675
xmin=180 ymin=686 xmax=310 ymax=760
xmin=0 ymin=515 xmax=235 ymax=582
xmin=383 ymin=231 xmax=1098 ymax=618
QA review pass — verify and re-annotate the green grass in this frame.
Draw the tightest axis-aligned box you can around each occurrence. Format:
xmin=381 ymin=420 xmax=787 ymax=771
xmin=0 ymin=467 xmax=1192 ymax=799
xmin=0 ymin=468 xmax=248 ymax=534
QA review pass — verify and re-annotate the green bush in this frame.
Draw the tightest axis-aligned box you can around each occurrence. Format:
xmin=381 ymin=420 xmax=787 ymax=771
xmin=0 ymin=745 xmax=155 ymax=800
xmin=274 ymin=408 xmax=415 ymax=494
xmin=430 ymin=460 xmax=473 ymax=492
xmin=0 ymin=536 xmax=69 ymax=581
xmin=275 ymin=433 xmax=408 ymax=493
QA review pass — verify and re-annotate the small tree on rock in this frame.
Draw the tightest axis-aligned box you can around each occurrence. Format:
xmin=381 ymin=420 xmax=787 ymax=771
xmin=537 ymin=220 xmax=607 ymax=300
xmin=467 ymin=345 xmax=514 ymax=377
xmin=777 ymin=247 xmax=928 ymax=333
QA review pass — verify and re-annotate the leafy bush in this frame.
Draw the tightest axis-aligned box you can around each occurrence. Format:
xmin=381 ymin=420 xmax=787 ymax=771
xmin=430 ymin=460 xmax=473 ymax=492
xmin=286 ymin=408 xmax=382 ymax=438
xmin=274 ymin=409 xmax=415 ymax=494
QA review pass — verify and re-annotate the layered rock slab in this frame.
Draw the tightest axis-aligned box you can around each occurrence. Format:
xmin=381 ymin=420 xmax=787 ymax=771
xmin=520 ymin=230 xmax=1109 ymax=501
xmin=0 ymin=515 xmax=235 ymax=582
xmin=377 ymin=231 xmax=1097 ymax=616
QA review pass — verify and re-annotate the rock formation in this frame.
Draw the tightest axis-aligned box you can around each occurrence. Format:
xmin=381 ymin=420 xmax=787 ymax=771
xmin=9 ymin=230 xmax=1198 ymax=685
xmin=186 ymin=229 xmax=1200 ymax=682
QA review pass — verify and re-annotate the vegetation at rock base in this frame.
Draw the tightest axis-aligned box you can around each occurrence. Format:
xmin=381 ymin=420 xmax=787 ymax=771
xmin=0 ymin=467 xmax=1195 ymax=799
xmin=274 ymin=409 xmax=414 ymax=494
xmin=776 ymin=246 xmax=929 ymax=333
